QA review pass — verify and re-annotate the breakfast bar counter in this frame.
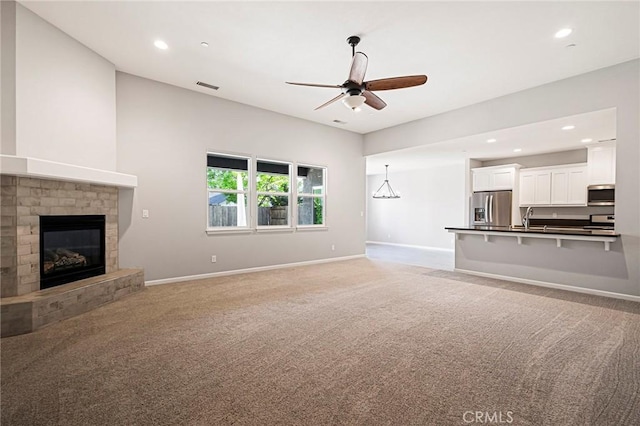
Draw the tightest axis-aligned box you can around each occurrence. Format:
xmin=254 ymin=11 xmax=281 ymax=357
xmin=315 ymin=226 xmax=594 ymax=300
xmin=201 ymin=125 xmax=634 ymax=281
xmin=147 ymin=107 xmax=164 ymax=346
xmin=445 ymin=226 xmax=619 ymax=251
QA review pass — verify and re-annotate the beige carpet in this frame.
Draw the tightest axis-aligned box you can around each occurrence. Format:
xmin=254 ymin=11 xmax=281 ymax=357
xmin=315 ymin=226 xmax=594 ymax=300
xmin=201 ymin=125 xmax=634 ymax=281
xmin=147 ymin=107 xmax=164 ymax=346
xmin=2 ymin=259 xmax=639 ymax=425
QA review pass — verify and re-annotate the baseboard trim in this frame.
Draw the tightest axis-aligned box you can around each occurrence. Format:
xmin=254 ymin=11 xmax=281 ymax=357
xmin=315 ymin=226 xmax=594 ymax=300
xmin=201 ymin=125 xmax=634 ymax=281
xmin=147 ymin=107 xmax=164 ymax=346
xmin=454 ymin=268 xmax=640 ymax=303
xmin=366 ymin=241 xmax=454 ymax=253
xmin=145 ymin=254 xmax=367 ymax=286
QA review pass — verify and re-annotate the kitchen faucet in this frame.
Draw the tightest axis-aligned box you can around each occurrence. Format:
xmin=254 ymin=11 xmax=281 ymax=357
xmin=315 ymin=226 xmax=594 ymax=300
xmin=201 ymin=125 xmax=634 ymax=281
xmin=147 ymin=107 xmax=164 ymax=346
xmin=522 ymin=206 xmax=534 ymax=230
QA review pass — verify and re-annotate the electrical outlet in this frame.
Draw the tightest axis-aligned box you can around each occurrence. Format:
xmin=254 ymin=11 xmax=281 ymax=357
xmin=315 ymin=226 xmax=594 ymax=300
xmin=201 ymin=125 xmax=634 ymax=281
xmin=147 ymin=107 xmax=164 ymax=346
xmin=331 ymin=245 xmax=335 ymax=251
xmin=142 ymin=209 xmax=149 ymax=218
xmin=211 ymin=255 xmax=217 ymax=263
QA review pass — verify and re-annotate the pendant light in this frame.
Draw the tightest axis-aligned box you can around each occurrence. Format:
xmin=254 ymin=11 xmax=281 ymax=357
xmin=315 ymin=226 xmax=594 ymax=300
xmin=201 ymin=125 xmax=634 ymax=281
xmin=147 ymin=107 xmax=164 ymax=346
xmin=372 ymin=165 xmax=400 ymax=199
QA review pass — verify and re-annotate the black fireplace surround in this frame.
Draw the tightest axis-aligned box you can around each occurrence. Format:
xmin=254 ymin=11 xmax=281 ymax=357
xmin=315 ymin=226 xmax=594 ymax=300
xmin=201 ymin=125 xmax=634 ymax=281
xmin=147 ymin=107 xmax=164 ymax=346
xmin=39 ymin=215 xmax=106 ymax=289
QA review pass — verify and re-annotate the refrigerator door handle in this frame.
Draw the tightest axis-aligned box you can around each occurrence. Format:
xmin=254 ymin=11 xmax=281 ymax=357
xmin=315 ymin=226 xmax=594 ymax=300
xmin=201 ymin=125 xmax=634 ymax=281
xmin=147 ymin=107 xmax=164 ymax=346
xmin=489 ymin=195 xmax=494 ymax=223
xmin=484 ymin=195 xmax=489 ymax=223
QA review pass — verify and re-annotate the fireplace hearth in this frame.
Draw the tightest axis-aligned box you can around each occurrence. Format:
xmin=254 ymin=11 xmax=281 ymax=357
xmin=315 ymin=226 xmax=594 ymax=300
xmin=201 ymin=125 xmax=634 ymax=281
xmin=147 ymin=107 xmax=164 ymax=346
xmin=40 ymin=215 xmax=106 ymax=289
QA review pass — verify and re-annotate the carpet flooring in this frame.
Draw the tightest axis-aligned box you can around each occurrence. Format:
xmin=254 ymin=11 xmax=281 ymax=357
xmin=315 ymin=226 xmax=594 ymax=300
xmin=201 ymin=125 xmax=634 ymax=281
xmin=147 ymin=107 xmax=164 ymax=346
xmin=1 ymin=258 xmax=639 ymax=425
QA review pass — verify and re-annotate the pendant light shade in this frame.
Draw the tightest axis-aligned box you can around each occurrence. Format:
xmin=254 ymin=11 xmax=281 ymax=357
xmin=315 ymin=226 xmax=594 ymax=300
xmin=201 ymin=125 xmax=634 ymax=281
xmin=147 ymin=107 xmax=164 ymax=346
xmin=372 ymin=165 xmax=400 ymax=199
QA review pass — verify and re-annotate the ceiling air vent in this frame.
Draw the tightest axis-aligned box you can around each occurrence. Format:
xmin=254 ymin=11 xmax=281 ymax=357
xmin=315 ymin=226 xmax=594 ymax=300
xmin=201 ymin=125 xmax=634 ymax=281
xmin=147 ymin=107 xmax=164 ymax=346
xmin=332 ymin=119 xmax=347 ymax=125
xmin=196 ymin=81 xmax=219 ymax=91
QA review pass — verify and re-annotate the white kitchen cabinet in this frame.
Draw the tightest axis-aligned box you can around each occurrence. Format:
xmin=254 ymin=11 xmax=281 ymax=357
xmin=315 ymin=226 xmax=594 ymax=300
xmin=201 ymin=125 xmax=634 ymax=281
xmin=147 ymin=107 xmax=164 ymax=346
xmin=472 ymin=164 xmax=520 ymax=192
xmin=551 ymin=166 xmax=587 ymax=205
xmin=519 ymin=164 xmax=587 ymax=206
xmin=519 ymin=172 xmax=536 ymax=205
xmin=587 ymin=142 xmax=616 ymax=185
xmin=520 ymin=170 xmax=551 ymax=206
xmin=472 ymin=170 xmax=491 ymax=192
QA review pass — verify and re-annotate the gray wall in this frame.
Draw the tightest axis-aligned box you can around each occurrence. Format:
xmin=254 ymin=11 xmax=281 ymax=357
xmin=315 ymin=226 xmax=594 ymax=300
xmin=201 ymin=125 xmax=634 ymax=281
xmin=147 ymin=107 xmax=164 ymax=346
xmin=1 ymin=1 xmax=17 ymax=156
xmin=364 ymin=60 xmax=640 ymax=297
xmin=366 ymin=162 xmax=466 ymax=250
xmin=116 ymin=73 xmax=366 ymax=281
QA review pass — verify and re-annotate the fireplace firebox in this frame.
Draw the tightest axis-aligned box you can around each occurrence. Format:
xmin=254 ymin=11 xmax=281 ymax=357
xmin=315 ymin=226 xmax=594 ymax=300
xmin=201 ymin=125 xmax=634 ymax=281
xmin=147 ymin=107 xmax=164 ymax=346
xmin=39 ymin=215 xmax=106 ymax=289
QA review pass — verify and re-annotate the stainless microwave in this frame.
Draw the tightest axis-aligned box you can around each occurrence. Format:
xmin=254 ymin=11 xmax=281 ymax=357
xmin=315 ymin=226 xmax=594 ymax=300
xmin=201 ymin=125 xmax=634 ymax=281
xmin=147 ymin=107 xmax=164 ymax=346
xmin=587 ymin=184 xmax=615 ymax=206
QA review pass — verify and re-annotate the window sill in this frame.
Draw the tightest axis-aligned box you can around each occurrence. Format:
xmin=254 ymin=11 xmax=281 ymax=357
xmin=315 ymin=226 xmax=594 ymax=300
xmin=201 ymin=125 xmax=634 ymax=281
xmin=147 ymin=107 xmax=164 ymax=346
xmin=206 ymin=228 xmax=254 ymax=236
xmin=256 ymin=226 xmax=295 ymax=234
xmin=206 ymin=226 xmax=327 ymax=235
xmin=296 ymin=226 xmax=329 ymax=232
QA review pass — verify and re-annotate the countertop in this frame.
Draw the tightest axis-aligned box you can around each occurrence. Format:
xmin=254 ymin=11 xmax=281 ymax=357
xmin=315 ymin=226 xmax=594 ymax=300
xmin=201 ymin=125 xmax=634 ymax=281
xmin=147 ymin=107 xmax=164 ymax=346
xmin=445 ymin=226 xmax=619 ymax=237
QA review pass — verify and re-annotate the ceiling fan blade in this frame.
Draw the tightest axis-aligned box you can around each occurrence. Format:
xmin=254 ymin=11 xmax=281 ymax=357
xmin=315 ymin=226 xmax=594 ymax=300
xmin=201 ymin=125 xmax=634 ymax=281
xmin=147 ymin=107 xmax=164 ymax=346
xmin=362 ymin=91 xmax=387 ymax=110
xmin=348 ymin=52 xmax=368 ymax=85
xmin=314 ymin=93 xmax=346 ymax=110
xmin=365 ymin=75 xmax=428 ymax=91
xmin=286 ymin=82 xmax=343 ymax=89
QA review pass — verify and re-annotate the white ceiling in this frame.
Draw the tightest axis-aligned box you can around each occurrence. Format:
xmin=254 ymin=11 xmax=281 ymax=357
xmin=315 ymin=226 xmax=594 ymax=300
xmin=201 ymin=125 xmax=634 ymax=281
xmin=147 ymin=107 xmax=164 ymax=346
xmin=21 ymin=1 xmax=639 ymax=136
xmin=365 ymin=108 xmax=616 ymax=174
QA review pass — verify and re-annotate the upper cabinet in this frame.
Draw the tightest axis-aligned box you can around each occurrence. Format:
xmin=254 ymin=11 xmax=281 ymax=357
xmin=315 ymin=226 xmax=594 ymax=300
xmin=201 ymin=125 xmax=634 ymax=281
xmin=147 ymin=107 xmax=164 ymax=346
xmin=587 ymin=141 xmax=616 ymax=185
xmin=551 ymin=166 xmax=588 ymax=205
xmin=519 ymin=164 xmax=587 ymax=207
xmin=472 ymin=164 xmax=520 ymax=192
xmin=520 ymin=169 xmax=551 ymax=205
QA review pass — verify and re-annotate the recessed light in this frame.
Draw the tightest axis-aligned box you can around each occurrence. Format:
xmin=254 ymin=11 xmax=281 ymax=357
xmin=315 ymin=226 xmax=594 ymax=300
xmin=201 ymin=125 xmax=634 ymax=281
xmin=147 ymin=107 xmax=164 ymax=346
xmin=562 ymin=125 xmax=575 ymax=130
xmin=154 ymin=40 xmax=168 ymax=50
xmin=581 ymin=138 xmax=593 ymax=143
xmin=201 ymin=42 xmax=209 ymax=48
xmin=513 ymin=148 xmax=522 ymax=153
xmin=486 ymin=138 xmax=497 ymax=143
xmin=555 ymin=28 xmax=572 ymax=39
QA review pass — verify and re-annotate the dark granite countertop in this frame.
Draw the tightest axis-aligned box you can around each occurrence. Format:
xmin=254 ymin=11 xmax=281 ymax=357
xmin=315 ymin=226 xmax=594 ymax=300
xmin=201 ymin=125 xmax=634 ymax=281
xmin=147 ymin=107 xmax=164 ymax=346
xmin=445 ymin=226 xmax=619 ymax=237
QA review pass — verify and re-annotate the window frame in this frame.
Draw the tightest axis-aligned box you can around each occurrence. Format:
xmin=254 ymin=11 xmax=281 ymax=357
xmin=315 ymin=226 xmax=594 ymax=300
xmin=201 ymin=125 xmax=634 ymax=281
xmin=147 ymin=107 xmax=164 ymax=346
xmin=206 ymin=152 xmax=253 ymax=234
xmin=255 ymin=158 xmax=293 ymax=231
xmin=296 ymin=163 xmax=327 ymax=230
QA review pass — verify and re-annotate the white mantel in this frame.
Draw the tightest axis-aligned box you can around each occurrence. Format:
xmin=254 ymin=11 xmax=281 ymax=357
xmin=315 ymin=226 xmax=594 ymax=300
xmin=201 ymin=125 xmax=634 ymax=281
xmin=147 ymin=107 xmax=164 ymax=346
xmin=0 ymin=155 xmax=137 ymax=188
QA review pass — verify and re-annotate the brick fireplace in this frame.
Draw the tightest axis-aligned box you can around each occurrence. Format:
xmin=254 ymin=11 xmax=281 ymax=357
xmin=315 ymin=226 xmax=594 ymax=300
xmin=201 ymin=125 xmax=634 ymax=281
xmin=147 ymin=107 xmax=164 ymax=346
xmin=1 ymin=175 xmax=143 ymax=336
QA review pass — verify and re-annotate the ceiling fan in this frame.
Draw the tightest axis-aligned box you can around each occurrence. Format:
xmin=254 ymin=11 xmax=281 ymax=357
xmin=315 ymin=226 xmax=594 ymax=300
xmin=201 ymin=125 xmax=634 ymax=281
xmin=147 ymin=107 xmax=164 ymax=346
xmin=286 ymin=36 xmax=427 ymax=111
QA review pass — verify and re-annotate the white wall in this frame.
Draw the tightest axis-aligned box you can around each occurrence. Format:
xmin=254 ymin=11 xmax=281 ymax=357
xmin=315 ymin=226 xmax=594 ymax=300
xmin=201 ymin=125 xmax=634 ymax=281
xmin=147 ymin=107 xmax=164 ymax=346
xmin=13 ymin=4 xmax=116 ymax=170
xmin=364 ymin=60 xmax=640 ymax=296
xmin=366 ymin=162 xmax=466 ymax=250
xmin=116 ymin=73 xmax=366 ymax=281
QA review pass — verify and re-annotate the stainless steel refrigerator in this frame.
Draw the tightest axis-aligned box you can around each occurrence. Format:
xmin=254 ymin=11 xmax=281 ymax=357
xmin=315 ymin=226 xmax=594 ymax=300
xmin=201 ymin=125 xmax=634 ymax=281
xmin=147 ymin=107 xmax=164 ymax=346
xmin=470 ymin=190 xmax=512 ymax=227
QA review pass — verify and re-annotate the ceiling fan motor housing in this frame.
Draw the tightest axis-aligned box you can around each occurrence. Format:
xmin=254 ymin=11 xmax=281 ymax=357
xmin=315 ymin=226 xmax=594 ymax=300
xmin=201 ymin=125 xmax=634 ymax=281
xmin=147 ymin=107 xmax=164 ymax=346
xmin=343 ymin=80 xmax=364 ymax=96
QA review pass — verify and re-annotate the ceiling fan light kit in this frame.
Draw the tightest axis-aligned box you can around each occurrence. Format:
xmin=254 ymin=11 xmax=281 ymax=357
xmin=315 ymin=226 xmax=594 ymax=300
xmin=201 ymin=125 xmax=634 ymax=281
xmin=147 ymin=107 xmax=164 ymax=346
xmin=342 ymin=95 xmax=366 ymax=111
xmin=286 ymin=35 xmax=427 ymax=112
xmin=373 ymin=165 xmax=401 ymax=199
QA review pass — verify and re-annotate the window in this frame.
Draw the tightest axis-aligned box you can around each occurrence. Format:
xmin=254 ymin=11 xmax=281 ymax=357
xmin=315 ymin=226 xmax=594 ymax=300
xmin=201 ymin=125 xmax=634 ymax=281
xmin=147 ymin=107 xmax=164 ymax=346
xmin=207 ymin=154 xmax=250 ymax=229
xmin=206 ymin=154 xmax=326 ymax=232
xmin=256 ymin=160 xmax=291 ymax=227
xmin=297 ymin=165 xmax=326 ymax=226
